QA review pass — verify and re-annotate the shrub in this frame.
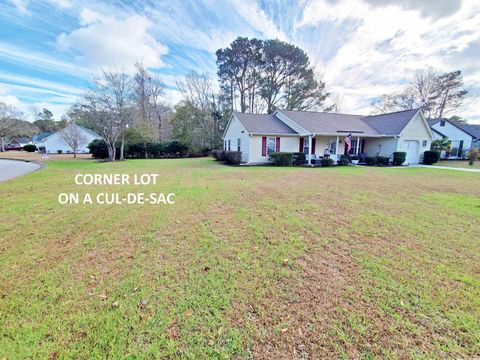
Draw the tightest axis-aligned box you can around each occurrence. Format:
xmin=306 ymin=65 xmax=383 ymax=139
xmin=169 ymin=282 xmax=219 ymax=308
xmin=88 ymin=139 xmax=110 ymax=159
xmin=376 ymin=156 xmax=389 ymax=166
xmin=320 ymin=158 xmax=334 ymax=167
xmin=365 ymin=156 xmax=377 ymax=166
xmin=293 ymin=152 xmax=306 ymax=166
xmin=224 ymin=151 xmax=242 ymax=165
xmin=215 ymin=150 xmax=226 ymax=161
xmin=270 ymin=152 xmax=294 ymax=166
xmin=393 ymin=152 xmax=406 ymax=166
xmin=57 ymin=150 xmax=63 ymax=154
xmin=467 ymin=148 xmax=479 ymax=166
xmin=337 ymin=156 xmax=350 ymax=166
xmin=23 ymin=144 xmax=37 ymax=152
xmin=423 ymin=150 xmax=440 ymax=165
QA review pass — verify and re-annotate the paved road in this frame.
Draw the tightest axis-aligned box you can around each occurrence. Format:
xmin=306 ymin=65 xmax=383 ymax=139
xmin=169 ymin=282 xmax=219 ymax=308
xmin=0 ymin=159 xmax=41 ymax=182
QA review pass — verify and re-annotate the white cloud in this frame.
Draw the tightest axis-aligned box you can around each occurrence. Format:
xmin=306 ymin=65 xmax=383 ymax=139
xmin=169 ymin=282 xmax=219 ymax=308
xmin=57 ymin=11 xmax=169 ymax=72
xmin=9 ymin=0 xmax=29 ymax=14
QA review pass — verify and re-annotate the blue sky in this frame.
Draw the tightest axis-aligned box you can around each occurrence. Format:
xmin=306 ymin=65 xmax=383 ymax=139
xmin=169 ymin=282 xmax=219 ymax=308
xmin=0 ymin=0 xmax=479 ymax=123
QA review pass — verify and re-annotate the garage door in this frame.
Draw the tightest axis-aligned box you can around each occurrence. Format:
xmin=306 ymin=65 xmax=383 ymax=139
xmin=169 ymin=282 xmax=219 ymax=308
xmin=401 ymin=140 xmax=419 ymax=164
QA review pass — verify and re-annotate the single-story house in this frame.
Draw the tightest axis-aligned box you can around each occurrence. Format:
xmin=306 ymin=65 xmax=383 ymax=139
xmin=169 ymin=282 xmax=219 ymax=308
xmin=455 ymin=123 xmax=480 ymax=150
xmin=222 ymin=108 xmax=433 ymax=165
xmin=428 ymin=119 xmax=477 ymax=159
xmin=33 ymin=125 xmax=101 ymax=154
xmin=6 ymin=137 xmax=31 ymax=150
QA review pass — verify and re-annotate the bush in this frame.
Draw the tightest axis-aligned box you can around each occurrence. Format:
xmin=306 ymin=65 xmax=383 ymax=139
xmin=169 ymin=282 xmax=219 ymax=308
xmin=224 ymin=151 xmax=241 ymax=165
xmin=320 ymin=158 xmax=334 ymax=167
xmin=57 ymin=150 xmax=63 ymax=154
xmin=393 ymin=151 xmax=406 ymax=166
xmin=365 ymin=156 xmax=377 ymax=166
xmin=337 ymin=156 xmax=350 ymax=166
xmin=467 ymin=148 xmax=479 ymax=165
xmin=423 ymin=150 xmax=440 ymax=165
xmin=376 ymin=156 xmax=389 ymax=166
xmin=293 ymin=152 xmax=306 ymax=166
xmin=88 ymin=139 xmax=192 ymax=159
xmin=23 ymin=144 xmax=37 ymax=152
xmin=270 ymin=152 xmax=294 ymax=166
xmin=215 ymin=150 xmax=226 ymax=161
xmin=88 ymin=139 xmax=110 ymax=159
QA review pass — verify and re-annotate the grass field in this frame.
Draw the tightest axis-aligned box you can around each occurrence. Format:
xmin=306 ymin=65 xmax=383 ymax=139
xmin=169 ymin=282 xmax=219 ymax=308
xmin=1 ymin=158 xmax=479 ymax=359
xmin=437 ymin=160 xmax=480 ymax=169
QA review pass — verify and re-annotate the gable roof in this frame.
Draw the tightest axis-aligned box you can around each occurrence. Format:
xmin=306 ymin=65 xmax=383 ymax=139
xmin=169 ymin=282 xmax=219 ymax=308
xmin=32 ymin=132 xmax=53 ymax=141
xmin=363 ymin=109 xmax=420 ymax=135
xmin=234 ymin=112 xmax=297 ymax=134
xmin=456 ymin=124 xmax=480 ymax=139
xmin=226 ymin=108 xmax=422 ymax=137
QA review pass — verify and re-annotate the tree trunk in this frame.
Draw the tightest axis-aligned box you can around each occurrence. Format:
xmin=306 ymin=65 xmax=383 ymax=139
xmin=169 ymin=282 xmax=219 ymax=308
xmin=119 ymin=136 xmax=125 ymax=161
xmin=73 ymin=151 xmax=77 ymax=158
xmin=0 ymin=137 xmax=4 ymax=152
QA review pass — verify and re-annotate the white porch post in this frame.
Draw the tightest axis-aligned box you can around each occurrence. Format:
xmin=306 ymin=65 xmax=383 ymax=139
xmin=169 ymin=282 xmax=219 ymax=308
xmin=335 ymin=136 xmax=339 ymax=163
xmin=356 ymin=136 xmax=360 ymax=155
xmin=308 ymin=135 xmax=312 ymax=166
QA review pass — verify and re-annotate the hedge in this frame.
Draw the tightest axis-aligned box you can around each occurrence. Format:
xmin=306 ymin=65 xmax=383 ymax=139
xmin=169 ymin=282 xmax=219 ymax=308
xmin=376 ymin=156 xmax=389 ymax=166
xmin=88 ymin=140 xmax=191 ymax=159
xmin=393 ymin=152 xmax=406 ymax=166
xmin=337 ymin=156 xmax=350 ymax=166
xmin=365 ymin=156 xmax=377 ymax=166
xmin=293 ymin=152 xmax=306 ymax=166
xmin=23 ymin=144 xmax=37 ymax=152
xmin=224 ymin=151 xmax=242 ymax=165
xmin=320 ymin=158 xmax=334 ymax=167
xmin=270 ymin=152 xmax=294 ymax=166
xmin=423 ymin=150 xmax=440 ymax=165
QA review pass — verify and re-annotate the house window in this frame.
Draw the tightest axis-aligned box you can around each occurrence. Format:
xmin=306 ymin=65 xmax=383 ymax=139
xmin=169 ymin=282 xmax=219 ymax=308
xmin=267 ymin=137 xmax=276 ymax=155
xmin=237 ymin=138 xmax=241 ymax=151
xmin=228 ymin=140 xmax=231 ymax=151
xmin=328 ymin=139 xmax=337 ymax=155
xmin=440 ymin=120 xmax=446 ymax=127
xmin=349 ymin=139 xmax=360 ymax=154
xmin=422 ymin=140 xmax=428 ymax=147
xmin=224 ymin=140 xmax=227 ymax=150
xmin=303 ymin=138 xmax=309 ymax=154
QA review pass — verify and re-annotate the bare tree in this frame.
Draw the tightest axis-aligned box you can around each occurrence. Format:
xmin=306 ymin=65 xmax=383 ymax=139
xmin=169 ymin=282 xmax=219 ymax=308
xmin=59 ymin=123 xmax=87 ymax=158
xmin=0 ymin=103 xmax=25 ymax=152
xmin=83 ymin=69 xmax=134 ymax=161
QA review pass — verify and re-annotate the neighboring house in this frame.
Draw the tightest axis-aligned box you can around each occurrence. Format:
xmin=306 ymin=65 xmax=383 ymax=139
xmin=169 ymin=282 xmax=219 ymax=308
xmin=6 ymin=137 xmax=31 ymax=150
xmin=428 ymin=119 xmax=476 ymax=159
xmin=33 ymin=125 xmax=101 ymax=154
xmin=222 ymin=108 xmax=433 ymax=165
xmin=456 ymin=124 xmax=480 ymax=150
xmin=32 ymin=132 xmax=53 ymax=146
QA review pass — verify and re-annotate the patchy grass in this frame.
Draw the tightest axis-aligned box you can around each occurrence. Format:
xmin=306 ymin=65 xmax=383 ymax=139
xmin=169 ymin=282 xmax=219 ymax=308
xmin=0 ymin=158 xmax=479 ymax=359
xmin=0 ymin=150 xmax=93 ymax=162
xmin=437 ymin=160 xmax=480 ymax=169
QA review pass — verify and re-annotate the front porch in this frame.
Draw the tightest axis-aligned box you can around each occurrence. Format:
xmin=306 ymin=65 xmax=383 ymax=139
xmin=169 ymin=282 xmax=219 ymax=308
xmin=300 ymin=135 xmax=396 ymax=165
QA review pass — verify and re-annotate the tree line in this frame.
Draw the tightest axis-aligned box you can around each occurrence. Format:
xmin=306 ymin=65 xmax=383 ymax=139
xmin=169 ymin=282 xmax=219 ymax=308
xmin=0 ymin=37 xmax=471 ymax=156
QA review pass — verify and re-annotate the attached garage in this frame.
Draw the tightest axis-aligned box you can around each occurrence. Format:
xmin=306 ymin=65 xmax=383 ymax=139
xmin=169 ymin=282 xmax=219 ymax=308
xmin=401 ymin=140 xmax=420 ymax=164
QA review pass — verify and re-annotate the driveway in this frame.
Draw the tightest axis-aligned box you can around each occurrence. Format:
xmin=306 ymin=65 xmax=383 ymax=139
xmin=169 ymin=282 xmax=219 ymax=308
xmin=0 ymin=159 xmax=41 ymax=182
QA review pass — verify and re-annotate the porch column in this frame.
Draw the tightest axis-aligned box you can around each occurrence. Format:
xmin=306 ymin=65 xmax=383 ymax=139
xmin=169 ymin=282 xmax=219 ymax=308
xmin=357 ymin=136 xmax=360 ymax=155
xmin=335 ymin=136 xmax=339 ymax=163
xmin=308 ymin=135 xmax=312 ymax=166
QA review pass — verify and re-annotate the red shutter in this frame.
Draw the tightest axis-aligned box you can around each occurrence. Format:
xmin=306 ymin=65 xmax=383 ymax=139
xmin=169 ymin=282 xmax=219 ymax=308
xmin=311 ymin=138 xmax=316 ymax=154
xmin=262 ymin=137 xmax=267 ymax=156
xmin=275 ymin=137 xmax=280 ymax=152
xmin=299 ymin=138 xmax=304 ymax=152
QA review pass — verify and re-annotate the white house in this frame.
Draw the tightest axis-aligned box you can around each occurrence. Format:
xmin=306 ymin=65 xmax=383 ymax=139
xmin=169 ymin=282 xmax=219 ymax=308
xmin=428 ymin=119 xmax=476 ymax=159
xmin=222 ymin=108 xmax=433 ymax=165
xmin=33 ymin=125 xmax=102 ymax=154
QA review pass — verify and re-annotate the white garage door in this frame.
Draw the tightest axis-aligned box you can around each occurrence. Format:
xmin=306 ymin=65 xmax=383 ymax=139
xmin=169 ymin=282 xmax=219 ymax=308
xmin=401 ymin=140 xmax=419 ymax=164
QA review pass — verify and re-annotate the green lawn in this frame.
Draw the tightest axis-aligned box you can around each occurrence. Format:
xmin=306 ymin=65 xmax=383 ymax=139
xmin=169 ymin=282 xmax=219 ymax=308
xmin=1 ymin=158 xmax=479 ymax=359
xmin=437 ymin=160 xmax=480 ymax=169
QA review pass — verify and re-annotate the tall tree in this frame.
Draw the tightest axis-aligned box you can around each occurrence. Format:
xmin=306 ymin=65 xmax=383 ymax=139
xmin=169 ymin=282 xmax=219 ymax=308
xmin=0 ymin=103 xmax=34 ymax=151
xmin=372 ymin=69 xmax=468 ymax=118
xmin=59 ymin=123 xmax=87 ymax=158
xmin=82 ymin=69 xmax=134 ymax=161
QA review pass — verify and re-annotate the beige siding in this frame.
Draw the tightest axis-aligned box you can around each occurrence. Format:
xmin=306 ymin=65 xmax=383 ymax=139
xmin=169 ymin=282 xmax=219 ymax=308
xmin=223 ymin=116 xmax=249 ymax=163
xmin=363 ymin=138 xmax=398 ymax=157
xmin=249 ymin=135 xmax=299 ymax=164
xmin=399 ymin=112 xmax=433 ymax=162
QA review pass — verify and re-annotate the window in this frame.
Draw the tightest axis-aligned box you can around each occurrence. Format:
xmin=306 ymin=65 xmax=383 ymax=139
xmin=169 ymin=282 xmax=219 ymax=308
xmin=303 ymin=137 xmax=309 ymax=154
xmin=224 ymin=140 xmax=227 ymax=150
xmin=267 ymin=137 xmax=276 ymax=155
xmin=237 ymin=138 xmax=241 ymax=151
xmin=349 ymin=139 xmax=359 ymax=154
xmin=228 ymin=139 xmax=231 ymax=151
xmin=440 ymin=120 xmax=446 ymax=127
xmin=422 ymin=140 xmax=428 ymax=147
xmin=328 ymin=139 xmax=337 ymax=155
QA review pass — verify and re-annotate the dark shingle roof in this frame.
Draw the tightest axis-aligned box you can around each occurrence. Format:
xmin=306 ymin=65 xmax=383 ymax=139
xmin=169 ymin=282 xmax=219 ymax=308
xmin=363 ymin=109 xmax=420 ymax=135
xmin=234 ymin=112 xmax=297 ymax=134
xmin=456 ymin=124 xmax=480 ymax=139
xmin=32 ymin=132 xmax=53 ymax=141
